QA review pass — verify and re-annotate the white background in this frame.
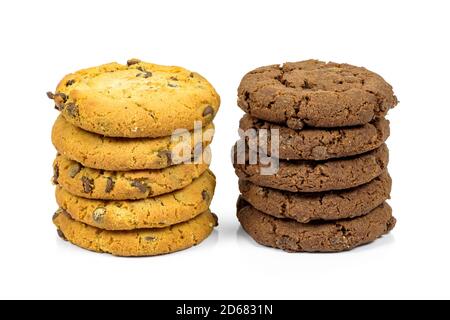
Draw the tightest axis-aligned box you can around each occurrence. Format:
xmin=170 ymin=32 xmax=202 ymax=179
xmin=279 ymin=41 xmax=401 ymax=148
xmin=0 ymin=0 xmax=449 ymax=300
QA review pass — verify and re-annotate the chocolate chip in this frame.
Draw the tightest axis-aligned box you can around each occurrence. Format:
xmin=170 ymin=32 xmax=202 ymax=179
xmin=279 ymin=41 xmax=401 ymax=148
xmin=168 ymin=83 xmax=178 ymax=88
xmin=189 ymin=72 xmax=194 ymax=78
xmin=92 ymin=207 xmax=106 ymax=223
xmin=53 ymin=92 xmax=68 ymax=111
xmin=127 ymin=58 xmax=141 ymax=66
xmin=46 ymin=92 xmax=55 ymax=99
xmin=134 ymin=65 xmax=152 ymax=77
xmin=131 ymin=180 xmax=149 ymax=193
xmin=202 ymin=106 xmax=214 ymax=117
xmin=68 ymin=163 xmax=82 ymax=178
xmin=145 ymin=236 xmax=156 ymax=241
xmin=52 ymin=208 xmax=63 ymax=221
xmin=169 ymin=76 xmax=178 ymax=81
xmin=54 ymin=92 xmax=68 ymax=102
xmin=286 ymin=118 xmax=305 ymax=130
xmin=137 ymin=71 xmax=152 ymax=78
xmin=105 ymin=177 xmax=115 ymax=193
xmin=57 ymin=229 xmax=67 ymax=241
xmin=65 ymin=103 xmax=79 ymax=118
xmin=66 ymin=79 xmax=76 ymax=86
xmin=158 ymin=150 xmax=172 ymax=166
xmin=202 ymin=190 xmax=210 ymax=201
xmin=81 ymin=176 xmax=94 ymax=193
xmin=52 ymin=164 xmax=59 ymax=185
xmin=210 ymin=212 xmax=219 ymax=227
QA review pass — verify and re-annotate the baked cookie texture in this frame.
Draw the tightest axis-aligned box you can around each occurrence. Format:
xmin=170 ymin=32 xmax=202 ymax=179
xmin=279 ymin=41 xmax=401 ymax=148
xmin=53 ymin=209 xmax=218 ymax=257
xmin=237 ymin=198 xmax=395 ymax=253
xmin=48 ymin=59 xmax=220 ymax=138
xmin=52 ymin=115 xmax=214 ymax=171
xmin=239 ymin=172 xmax=391 ymax=223
xmin=238 ymin=60 xmax=397 ymax=129
xmin=234 ymin=143 xmax=389 ymax=192
xmin=240 ymin=114 xmax=390 ymax=160
xmin=55 ymin=171 xmax=216 ymax=230
xmin=53 ymin=153 xmax=210 ymax=200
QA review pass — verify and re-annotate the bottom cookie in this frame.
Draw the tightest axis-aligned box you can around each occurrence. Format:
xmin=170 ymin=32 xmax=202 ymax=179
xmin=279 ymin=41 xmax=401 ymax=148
xmin=53 ymin=209 xmax=218 ymax=257
xmin=237 ymin=198 xmax=395 ymax=253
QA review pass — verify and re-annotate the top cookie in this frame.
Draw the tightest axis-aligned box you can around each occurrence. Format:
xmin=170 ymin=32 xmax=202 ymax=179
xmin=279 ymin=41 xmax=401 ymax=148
xmin=48 ymin=59 xmax=220 ymax=138
xmin=238 ymin=60 xmax=397 ymax=129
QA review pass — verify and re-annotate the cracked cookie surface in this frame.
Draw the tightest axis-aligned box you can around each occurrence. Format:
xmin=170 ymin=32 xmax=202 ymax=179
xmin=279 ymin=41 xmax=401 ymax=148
xmin=55 ymin=171 xmax=216 ymax=230
xmin=238 ymin=60 xmax=397 ymax=129
xmin=233 ymin=143 xmax=388 ymax=192
xmin=48 ymin=59 xmax=220 ymax=138
xmin=52 ymin=115 xmax=214 ymax=171
xmin=53 ymin=209 xmax=218 ymax=257
xmin=239 ymin=172 xmax=391 ymax=223
xmin=237 ymin=198 xmax=395 ymax=252
xmin=53 ymin=153 xmax=210 ymax=200
xmin=240 ymin=114 xmax=390 ymax=160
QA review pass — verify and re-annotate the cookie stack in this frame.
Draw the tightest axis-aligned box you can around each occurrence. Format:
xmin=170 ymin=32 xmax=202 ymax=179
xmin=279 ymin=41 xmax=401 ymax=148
xmin=233 ymin=60 xmax=398 ymax=252
xmin=48 ymin=59 xmax=220 ymax=256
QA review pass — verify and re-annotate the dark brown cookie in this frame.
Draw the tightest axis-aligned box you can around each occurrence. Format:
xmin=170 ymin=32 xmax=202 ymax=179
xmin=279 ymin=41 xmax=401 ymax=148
xmin=239 ymin=172 xmax=391 ymax=223
xmin=238 ymin=60 xmax=397 ymax=129
xmin=239 ymin=114 xmax=390 ymax=160
xmin=237 ymin=198 xmax=396 ymax=253
xmin=233 ymin=143 xmax=389 ymax=192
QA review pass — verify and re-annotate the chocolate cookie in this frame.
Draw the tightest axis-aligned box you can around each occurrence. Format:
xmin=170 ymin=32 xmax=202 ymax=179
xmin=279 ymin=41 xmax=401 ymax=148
xmin=48 ymin=59 xmax=220 ymax=138
xmin=53 ymin=153 xmax=210 ymax=200
xmin=237 ymin=198 xmax=396 ymax=252
xmin=239 ymin=114 xmax=390 ymax=160
xmin=238 ymin=60 xmax=397 ymax=129
xmin=239 ymin=172 xmax=391 ymax=223
xmin=233 ymin=143 xmax=389 ymax=192
xmin=53 ymin=209 xmax=218 ymax=257
xmin=52 ymin=115 xmax=214 ymax=171
xmin=55 ymin=171 xmax=215 ymax=230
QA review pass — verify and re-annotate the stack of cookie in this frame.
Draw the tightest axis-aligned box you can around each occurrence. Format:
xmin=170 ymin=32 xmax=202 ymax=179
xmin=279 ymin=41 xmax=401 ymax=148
xmin=233 ymin=60 xmax=397 ymax=252
xmin=48 ymin=59 xmax=220 ymax=256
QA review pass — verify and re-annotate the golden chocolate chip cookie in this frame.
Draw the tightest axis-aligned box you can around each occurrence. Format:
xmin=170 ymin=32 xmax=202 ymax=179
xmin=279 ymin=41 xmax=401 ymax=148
xmin=53 ymin=209 xmax=218 ymax=257
xmin=47 ymin=59 xmax=220 ymax=138
xmin=52 ymin=115 xmax=214 ymax=171
xmin=53 ymin=152 xmax=210 ymax=200
xmin=55 ymin=171 xmax=216 ymax=230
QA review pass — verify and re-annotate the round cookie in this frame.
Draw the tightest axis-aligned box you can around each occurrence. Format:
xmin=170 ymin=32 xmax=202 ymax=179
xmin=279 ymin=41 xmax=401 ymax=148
xmin=237 ymin=198 xmax=396 ymax=253
xmin=52 ymin=115 xmax=214 ymax=171
xmin=239 ymin=172 xmax=391 ymax=223
xmin=53 ymin=209 xmax=218 ymax=257
xmin=233 ymin=143 xmax=389 ymax=192
xmin=239 ymin=114 xmax=390 ymax=160
xmin=238 ymin=60 xmax=397 ymax=130
xmin=47 ymin=59 xmax=220 ymax=138
xmin=55 ymin=171 xmax=216 ymax=230
xmin=53 ymin=152 xmax=210 ymax=200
